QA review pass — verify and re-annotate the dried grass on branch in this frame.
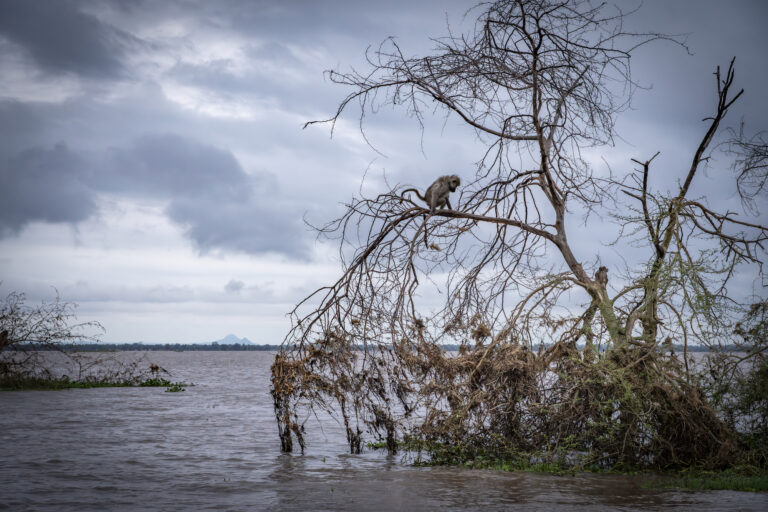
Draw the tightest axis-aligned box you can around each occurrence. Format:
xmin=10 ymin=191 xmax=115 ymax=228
xmin=272 ymin=329 xmax=737 ymax=469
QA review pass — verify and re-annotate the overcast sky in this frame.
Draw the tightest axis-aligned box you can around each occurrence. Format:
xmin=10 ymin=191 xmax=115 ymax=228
xmin=0 ymin=0 xmax=766 ymax=343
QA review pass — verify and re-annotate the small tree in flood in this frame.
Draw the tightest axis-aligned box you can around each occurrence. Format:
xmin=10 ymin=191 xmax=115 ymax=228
xmin=1 ymin=290 xmax=103 ymax=383
xmin=1 ymin=290 xmax=161 ymax=389
xmin=272 ymin=0 xmax=767 ymax=469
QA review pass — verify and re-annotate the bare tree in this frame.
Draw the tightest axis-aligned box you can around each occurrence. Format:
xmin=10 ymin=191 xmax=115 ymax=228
xmin=0 ymin=290 xmax=155 ymax=388
xmin=1 ymin=290 xmax=102 ymax=348
xmin=0 ymin=289 xmax=102 ymax=384
xmin=272 ymin=0 xmax=767 ymax=469
xmin=1 ymin=290 xmax=177 ymax=389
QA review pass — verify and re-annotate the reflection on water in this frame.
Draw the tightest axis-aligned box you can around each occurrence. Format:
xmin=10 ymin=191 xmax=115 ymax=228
xmin=1 ymin=351 xmax=765 ymax=511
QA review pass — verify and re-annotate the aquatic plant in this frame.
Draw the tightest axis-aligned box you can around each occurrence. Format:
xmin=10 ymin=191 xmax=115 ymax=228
xmin=164 ymin=382 xmax=186 ymax=392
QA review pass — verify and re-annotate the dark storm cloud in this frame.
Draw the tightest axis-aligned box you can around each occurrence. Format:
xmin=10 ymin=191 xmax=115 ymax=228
xmin=0 ymin=143 xmax=96 ymax=236
xmin=100 ymin=134 xmax=251 ymax=199
xmin=100 ymin=134 xmax=309 ymax=257
xmin=0 ymin=0 xmax=139 ymax=78
xmin=0 ymin=133 xmax=309 ymax=257
xmin=0 ymin=100 xmax=48 ymax=156
xmin=1 ymin=0 xmax=765 ymax=263
xmin=166 ymin=196 xmax=308 ymax=257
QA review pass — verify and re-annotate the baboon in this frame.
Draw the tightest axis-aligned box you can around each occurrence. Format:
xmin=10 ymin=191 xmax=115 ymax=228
xmin=595 ymin=266 xmax=608 ymax=286
xmin=403 ymin=175 xmax=461 ymax=248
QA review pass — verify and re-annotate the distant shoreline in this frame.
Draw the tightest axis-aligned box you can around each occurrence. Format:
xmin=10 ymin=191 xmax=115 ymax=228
xmin=13 ymin=343 xmax=281 ymax=352
xmin=11 ymin=343 xmax=741 ymax=353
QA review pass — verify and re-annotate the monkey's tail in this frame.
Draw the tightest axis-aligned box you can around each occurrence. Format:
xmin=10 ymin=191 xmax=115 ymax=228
xmin=422 ymin=212 xmax=434 ymax=248
xmin=400 ymin=187 xmax=426 ymax=203
xmin=400 ymin=187 xmax=432 ymax=247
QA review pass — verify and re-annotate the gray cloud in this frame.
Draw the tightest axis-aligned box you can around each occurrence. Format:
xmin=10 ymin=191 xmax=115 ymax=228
xmin=0 ymin=100 xmax=48 ymax=156
xmin=192 ymin=0 xmax=471 ymax=45
xmin=0 ymin=133 xmax=309 ymax=257
xmin=100 ymin=134 xmax=251 ymax=199
xmin=0 ymin=4 xmax=764 ymax=258
xmin=112 ymin=0 xmax=386 ymax=42
xmin=224 ymin=279 xmax=244 ymax=293
xmin=101 ymin=133 xmax=309 ymax=257
xmin=164 ymin=47 xmax=340 ymax=114
xmin=0 ymin=0 xmax=140 ymax=79
xmin=0 ymin=143 xmax=96 ymax=236
xmin=168 ymin=60 xmax=249 ymax=94
xmin=246 ymin=42 xmax=302 ymax=67
xmin=166 ymin=196 xmax=308 ymax=257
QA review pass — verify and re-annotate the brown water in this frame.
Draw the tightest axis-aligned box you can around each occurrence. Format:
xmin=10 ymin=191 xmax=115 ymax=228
xmin=1 ymin=351 xmax=765 ymax=511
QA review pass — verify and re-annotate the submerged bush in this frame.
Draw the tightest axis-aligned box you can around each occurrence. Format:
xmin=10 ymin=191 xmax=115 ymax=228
xmin=273 ymin=332 xmax=751 ymax=470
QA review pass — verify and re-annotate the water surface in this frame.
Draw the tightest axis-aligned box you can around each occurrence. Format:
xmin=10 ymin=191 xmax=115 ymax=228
xmin=1 ymin=351 xmax=765 ymax=511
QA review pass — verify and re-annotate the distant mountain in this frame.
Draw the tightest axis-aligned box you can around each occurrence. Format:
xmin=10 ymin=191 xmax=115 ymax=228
xmin=211 ymin=334 xmax=255 ymax=345
xmin=86 ymin=334 xmax=258 ymax=345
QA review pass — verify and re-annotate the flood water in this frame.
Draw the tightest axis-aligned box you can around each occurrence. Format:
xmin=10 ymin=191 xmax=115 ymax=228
xmin=1 ymin=351 xmax=766 ymax=511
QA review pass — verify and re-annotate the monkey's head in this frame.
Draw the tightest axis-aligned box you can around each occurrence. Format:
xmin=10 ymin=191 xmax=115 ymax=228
xmin=598 ymin=266 xmax=607 ymax=273
xmin=446 ymin=175 xmax=461 ymax=191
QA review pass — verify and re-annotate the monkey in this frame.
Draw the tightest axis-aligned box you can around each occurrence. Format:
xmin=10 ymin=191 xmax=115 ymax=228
xmin=595 ymin=266 xmax=608 ymax=287
xmin=424 ymin=174 xmax=461 ymax=212
xmin=402 ymin=175 xmax=461 ymax=248
xmin=402 ymin=175 xmax=461 ymax=212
